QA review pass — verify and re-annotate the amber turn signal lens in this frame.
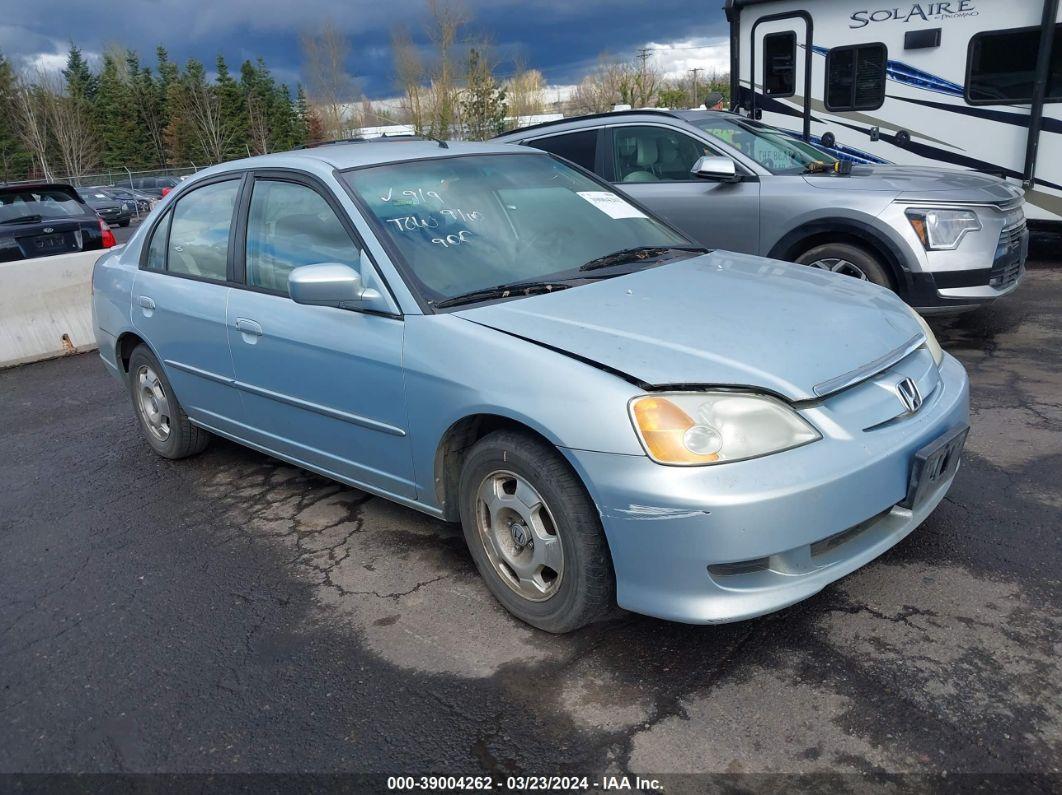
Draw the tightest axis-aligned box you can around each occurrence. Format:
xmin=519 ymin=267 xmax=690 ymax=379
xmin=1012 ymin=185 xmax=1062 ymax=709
xmin=908 ymin=216 xmax=928 ymax=247
xmin=631 ymin=397 xmax=720 ymax=465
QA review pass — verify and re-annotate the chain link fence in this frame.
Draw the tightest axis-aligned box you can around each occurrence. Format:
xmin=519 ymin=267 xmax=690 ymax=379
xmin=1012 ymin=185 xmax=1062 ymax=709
xmin=6 ymin=165 xmax=203 ymax=190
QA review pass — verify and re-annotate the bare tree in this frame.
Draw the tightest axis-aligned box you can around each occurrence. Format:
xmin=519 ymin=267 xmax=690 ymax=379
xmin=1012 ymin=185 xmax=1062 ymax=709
xmin=569 ymin=56 xmax=628 ymax=115
xmin=505 ymin=65 xmax=545 ymax=124
xmin=38 ymin=71 xmax=99 ymax=179
xmin=176 ymin=65 xmax=232 ymax=164
xmin=300 ymin=22 xmax=359 ymax=139
xmin=12 ymin=74 xmax=54 ymax=181
xmin=423 ymin=0 xmax=467 ymax=139
xmin=246 ymin=92 xmax=270 ymax=154
xmin=393 ymin=26 xmax=428 ymax=134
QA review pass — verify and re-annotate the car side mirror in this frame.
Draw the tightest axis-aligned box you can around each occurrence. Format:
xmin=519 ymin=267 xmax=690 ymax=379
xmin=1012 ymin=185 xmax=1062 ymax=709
xmin=691 ymin=155 xmax=741 ymax=183
xmin=288 ymin=262 xmax=382 ymax=308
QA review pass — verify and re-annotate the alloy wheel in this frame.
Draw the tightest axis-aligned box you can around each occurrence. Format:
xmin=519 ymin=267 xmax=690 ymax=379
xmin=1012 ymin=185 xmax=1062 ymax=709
xmin=806 ymin=257 xmax=869 ymax=280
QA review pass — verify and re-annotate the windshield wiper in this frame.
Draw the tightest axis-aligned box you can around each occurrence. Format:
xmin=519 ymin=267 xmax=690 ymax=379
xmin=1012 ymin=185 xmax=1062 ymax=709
xmin=433 ymin=280 xmax=574 ymax=309
xmin=0 ymin=214 xmax=43 ymax=225
xmin=578 ymin=245 xmax=708 ymax=272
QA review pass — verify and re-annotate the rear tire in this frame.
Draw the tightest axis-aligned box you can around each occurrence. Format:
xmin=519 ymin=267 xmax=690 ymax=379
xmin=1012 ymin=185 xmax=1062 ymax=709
xmin=795 ymin=242 xmax=893 ymax=289
xmin=126 ymin=345 xmax=210 ymax=459
xmin=458 ymin=430 xmax=615 ymax=633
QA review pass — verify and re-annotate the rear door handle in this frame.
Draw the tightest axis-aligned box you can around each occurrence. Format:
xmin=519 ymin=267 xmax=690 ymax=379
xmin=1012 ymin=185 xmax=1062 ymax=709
xmin=137 ymin=295 xmax=155 ymax=310
xmin=235 ymin=317 xmax=263 ymax=343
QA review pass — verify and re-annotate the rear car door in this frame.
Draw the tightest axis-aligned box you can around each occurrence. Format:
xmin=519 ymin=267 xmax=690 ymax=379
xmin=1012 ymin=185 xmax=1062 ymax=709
xmin=132 ymin=175 xmax=244 ymax=434
xmin=225 ymin=171 xmax=416 ymax=499
xmin=603 ymin=124 xmax=760 ymax=254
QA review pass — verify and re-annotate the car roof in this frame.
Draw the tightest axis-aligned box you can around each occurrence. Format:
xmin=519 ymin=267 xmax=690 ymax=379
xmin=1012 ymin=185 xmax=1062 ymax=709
xmin=492 ymin=109 xmax=739 ymax=139
xmin=198 ymin=139 xmax=532 ymax=177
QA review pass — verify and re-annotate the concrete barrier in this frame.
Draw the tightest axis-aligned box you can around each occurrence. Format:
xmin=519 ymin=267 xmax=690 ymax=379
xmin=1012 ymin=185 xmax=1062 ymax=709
xmin=0 ymin=249 xmax=103 ymax=369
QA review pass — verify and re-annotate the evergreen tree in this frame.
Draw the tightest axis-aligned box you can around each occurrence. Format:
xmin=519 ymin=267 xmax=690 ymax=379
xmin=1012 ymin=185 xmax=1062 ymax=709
xmin=63 ymin=44 xmax=98 ymax=101
xmin=215 ymin=55 xmax=247 ymax=158
xmin=95 ymin=52 xmax=141 ymax=169
xmin=462 ymin=48 xmax=506 ymax=141
xmin=0 ymin=51 xmax=31 ymax=181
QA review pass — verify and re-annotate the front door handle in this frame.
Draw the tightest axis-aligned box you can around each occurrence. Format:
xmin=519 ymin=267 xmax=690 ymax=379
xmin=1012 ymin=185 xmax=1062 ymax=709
xmin=235 ymin=317 xmax=263 ymax=344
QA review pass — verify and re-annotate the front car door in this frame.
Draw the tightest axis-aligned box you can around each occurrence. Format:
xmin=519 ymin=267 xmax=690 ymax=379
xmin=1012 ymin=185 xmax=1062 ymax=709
xmin=131 ymin=176 xmax=244 ymax=435
xmin=603 ymin=123 xmax=761 ymax=254
xmin=224 ymin=171 xmax=416 ymax=500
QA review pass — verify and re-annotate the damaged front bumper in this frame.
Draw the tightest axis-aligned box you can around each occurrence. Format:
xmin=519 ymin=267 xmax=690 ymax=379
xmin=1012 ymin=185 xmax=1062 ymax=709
xmin=561 ymin=354 xmax=970 ymax=624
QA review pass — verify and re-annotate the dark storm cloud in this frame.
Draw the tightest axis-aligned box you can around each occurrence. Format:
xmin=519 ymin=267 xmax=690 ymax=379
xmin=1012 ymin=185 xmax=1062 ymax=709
xmin=0 ymin=0 xmax=728 ymax=96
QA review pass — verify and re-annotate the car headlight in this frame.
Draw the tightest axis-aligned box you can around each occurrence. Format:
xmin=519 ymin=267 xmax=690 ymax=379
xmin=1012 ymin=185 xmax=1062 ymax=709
xmin=629 ymin=392 xmax=821 ymax=466
xmin=910 ymin=309 xmax=944 ymax=367
xmin=905 ymin=208 xmax=981 ymax=250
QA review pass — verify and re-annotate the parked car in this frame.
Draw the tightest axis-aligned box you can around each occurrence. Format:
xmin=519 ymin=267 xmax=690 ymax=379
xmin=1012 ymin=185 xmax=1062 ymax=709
xmin=495 ymin=110 xmax=1028 ymax=313
xmin=129 ymin=176 xmax=182 ymax=199
xmin=92 ymin=141 xmax=969 ymax=632
xmin=0 ymin=183 xmax=116 ymax=262
xmin=92 ymin=186 xmax=152 ymax=215
xmin=80 ymin=188 xmax=132 ymax=227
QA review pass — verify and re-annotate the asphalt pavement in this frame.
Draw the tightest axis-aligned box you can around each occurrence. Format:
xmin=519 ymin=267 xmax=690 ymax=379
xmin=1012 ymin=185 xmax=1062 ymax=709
xmin=1 ymin=263 xmax=1059 ymax=786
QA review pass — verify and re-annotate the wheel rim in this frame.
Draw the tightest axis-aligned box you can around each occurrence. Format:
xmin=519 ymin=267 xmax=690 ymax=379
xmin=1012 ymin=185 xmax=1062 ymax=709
xmin=135 ymin=364 xmax=171 ymax=442
xmin=475 ymin=470 xmax=564 ymax=602
xmin=806 ymin=257 xmax=869 ymax=280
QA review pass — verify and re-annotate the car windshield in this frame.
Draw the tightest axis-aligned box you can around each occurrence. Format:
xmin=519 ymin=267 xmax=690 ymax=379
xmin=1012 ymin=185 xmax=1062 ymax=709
xmin=343 ymin=153 xmax=690 ymax=304
xmin=690 ymin=118 xmax=837 ymax=175
xmin=0 ymin=187 xmax=84 ymax=223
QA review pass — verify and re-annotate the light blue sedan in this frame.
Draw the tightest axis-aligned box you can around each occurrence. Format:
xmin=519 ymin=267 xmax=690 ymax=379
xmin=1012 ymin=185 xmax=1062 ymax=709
xmin=92 ymin=140 xmax=969 ymax=632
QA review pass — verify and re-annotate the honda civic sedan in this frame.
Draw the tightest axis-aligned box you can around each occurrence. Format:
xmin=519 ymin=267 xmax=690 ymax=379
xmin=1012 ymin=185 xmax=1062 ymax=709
xmin=91 ymin=140 xmax=969 ymax=633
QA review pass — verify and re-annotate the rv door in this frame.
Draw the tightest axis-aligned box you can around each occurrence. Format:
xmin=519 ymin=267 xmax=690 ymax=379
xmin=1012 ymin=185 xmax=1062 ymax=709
xmin=751 ymin=14 xmax=811 ymax=140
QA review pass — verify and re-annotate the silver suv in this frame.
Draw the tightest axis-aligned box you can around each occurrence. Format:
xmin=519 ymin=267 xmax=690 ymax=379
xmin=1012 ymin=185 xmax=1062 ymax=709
xmin=496 ymin=110 xmax=1027 ymax=312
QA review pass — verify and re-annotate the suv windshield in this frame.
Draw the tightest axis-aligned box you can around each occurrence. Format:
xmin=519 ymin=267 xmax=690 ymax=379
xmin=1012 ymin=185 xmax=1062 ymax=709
xmin=0 ymin=187 xmax=85 ymax=223
xmin=344 ymin=153 xmax=690 ymax=304
xmin=690 ymin=118 xmax=837 ymax=175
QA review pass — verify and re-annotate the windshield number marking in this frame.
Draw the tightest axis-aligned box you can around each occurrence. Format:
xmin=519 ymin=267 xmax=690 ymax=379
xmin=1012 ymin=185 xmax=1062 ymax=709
xmin=432 ymin=230 xmax=472 ymax=247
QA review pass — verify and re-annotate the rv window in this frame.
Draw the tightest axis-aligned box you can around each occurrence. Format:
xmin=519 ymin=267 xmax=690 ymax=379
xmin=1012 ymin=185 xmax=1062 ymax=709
xmin=966 ymin=25 xmax=1062 ymax=105
xmin=524 ymin=130 xmax=599 ymax=172
xmin=825 ymin=43 xmax=886 ymax=111
xmin=763 ymin=32 xmax=796 ymax=97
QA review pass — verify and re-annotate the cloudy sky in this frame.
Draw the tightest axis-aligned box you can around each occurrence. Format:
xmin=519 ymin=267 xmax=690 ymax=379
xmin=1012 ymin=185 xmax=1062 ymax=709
xmin=0 ymin=0 xmax=730 ymax=98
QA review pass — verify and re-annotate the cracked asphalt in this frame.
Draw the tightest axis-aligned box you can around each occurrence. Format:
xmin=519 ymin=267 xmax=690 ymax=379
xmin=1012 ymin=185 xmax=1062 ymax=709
xmin=1 ymin=263 xmax=1059 ymax=785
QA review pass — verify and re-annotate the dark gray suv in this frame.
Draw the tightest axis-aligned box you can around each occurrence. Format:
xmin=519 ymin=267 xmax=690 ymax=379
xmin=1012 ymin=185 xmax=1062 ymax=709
xmin=496 ymin=110 xmax=1027 ymax=312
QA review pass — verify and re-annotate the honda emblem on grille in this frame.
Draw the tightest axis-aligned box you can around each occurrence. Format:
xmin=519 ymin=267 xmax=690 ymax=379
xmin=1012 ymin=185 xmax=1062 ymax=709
xmin=43 ymin=227 xmax=53 ymax=233
xmin=896 ymin=377 xmax=923 ymax=414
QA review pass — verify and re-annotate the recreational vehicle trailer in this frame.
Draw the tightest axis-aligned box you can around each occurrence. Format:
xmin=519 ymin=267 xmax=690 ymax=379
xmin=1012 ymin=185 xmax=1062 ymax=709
xmin=725 ymin=0 xmax=1062 ymax=226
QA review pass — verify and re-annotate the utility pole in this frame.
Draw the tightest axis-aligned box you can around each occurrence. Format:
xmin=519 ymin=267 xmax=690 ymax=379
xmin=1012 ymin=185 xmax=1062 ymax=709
xmin=688 ymin=67 xmax=702 ymax=108
xmin=637 ymin=47 xmax=651 ymax=74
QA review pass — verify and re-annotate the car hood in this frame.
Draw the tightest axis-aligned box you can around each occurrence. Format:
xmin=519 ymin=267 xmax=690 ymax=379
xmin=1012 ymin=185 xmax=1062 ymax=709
xmin=803 ymin=165 xmax=1023 ymax=203
xmin=454 ymin=251 xmax=924 ymax=402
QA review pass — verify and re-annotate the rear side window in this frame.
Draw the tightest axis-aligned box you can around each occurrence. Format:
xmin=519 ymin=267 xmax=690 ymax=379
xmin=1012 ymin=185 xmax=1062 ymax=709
xmin=763 ymin=32 xmax=796 ymax=97
xmin=144 ymin=212 xmax=171 ymax=270
xmin=966 ymin=25 xmax=1062 ymax=104
xmin=244 ymin=180 xmax=360 ymax=293
xmin=166 ymin=180 xmax=239 ymax=281
xmin=525 ymin=130 xmax=598 ymax=172
xmin=825 ymin=43 xmax=886 ymax=111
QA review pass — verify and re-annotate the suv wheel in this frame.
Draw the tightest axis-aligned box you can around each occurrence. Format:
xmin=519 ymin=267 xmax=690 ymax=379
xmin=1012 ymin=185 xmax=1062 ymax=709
xmin=795 ymin=243 xmax=892 ymax=288
xmin=458 ymin=430 xmax=615 ymax=633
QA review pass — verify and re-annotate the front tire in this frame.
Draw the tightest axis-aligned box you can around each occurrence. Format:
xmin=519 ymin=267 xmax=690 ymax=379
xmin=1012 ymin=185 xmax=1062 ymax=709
xmin=127 ymin=345 xmax=210 ymax=459
xmin=795 ymin=242 xmax=893 ymax=289
xmin=458 ymin=430 xmax=615 ymax=633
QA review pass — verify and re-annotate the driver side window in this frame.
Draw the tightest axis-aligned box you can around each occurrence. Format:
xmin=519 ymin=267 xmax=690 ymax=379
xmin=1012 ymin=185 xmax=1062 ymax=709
xmin=612 ymin=126 xmax=711 ymax=183
xmin=244 ymin=180 xmax=360 ymax=294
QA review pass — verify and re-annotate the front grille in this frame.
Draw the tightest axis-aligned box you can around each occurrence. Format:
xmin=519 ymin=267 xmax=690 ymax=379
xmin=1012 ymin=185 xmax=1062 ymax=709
xmin=990 ymin=223 xmax=1026 ymax=288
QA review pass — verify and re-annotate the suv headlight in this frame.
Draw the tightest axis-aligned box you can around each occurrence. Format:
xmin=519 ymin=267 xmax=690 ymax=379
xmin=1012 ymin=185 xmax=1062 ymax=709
xmin=905 ymin=208 xmax=981 ymax=250
xmin=629 ymin=392 xmax=820 ymax=466
xmin=910 ymin=308 xmax=944 ymax=366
